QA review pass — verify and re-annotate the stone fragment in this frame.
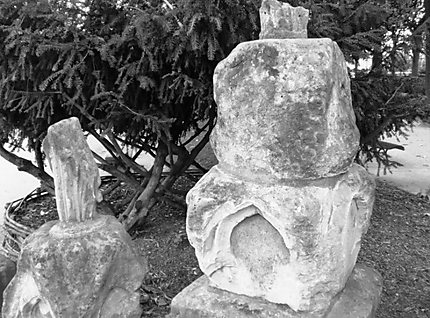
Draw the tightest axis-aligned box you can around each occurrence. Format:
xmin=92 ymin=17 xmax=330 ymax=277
xmin=168 ymin=264 xmax=382 ymax=318
xmin=42 ymin=117 xmax=103 ymax=222
xmin=187 ymin=163 xmax=375 ymax=312
xmin=212 ymin=38 xmax=359 ymax=180
xmin=2 ymin=117 xmax=147 ymax=318
xmin=259 ymin=0 xmax=309 ymax=39
xmin=0 ymin=254 xmax=16 ymax=312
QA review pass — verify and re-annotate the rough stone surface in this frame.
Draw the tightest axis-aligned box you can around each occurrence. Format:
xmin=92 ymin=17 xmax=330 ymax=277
xmin=186 ymin=164 xmax=375 ymax=311
xmin=0 ymin=254 xmax=16 ymax=312
xmin=2 ymin=215 xmax=146 ymax=318
xmin=259 ymin=0 xmax=309 ymax=39
xmin=168 ymin=264 xmax=382 ymax=318
xmin=212 ymin=38 xmax=359 ymax=180
xmin=42 ymin=117 xmax=103 ymax=222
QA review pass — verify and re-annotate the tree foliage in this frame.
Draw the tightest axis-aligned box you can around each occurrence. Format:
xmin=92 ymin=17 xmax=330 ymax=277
xmin=298 ymin=0 xmax=430 ymax=170
xmin=0 ymin=0 xmax=429 ymax=230
xmin=0 ymin=0 xmax=259 ymax=230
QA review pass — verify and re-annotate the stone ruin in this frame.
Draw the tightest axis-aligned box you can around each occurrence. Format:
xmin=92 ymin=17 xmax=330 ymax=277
xmin=169 ymin=0 xmax=382 ymax=317
xmin=2 ymin=117 xmax=146 ymax=317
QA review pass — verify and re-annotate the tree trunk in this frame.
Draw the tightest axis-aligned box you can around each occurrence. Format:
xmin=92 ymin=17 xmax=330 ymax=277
xmin=354 ymin=58 xmax=359 ymax=77
xmin=34 ymin=140 xmax=45 ymax=171
xmin=119 ymin=141 xmax=168 ymax=231
xmin=371 ymin=44 xmax=383 ymax=76
xmin=390 ymin=34 xmax=397 ymax=75
xmin=425 ymin=0 xmax=430 ymax=97
xmin=390 ymin=55 xmax=396 ymax=75
xmin=159 ymin=123 xmax=213 ymax=193
xmin=412 ymin=34 xmax=422 ymax=77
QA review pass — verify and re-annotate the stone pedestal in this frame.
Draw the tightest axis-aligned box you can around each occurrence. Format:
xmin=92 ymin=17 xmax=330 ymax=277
xmin=169 ymin=0 xmax=382 ymax=317
xmin=3 ymin=215 xmax=145 ymax=318
xmin=186 ymin=164 xmax=375 ymax=311
xmin=169 ymin=264 xmax=382 ymax=318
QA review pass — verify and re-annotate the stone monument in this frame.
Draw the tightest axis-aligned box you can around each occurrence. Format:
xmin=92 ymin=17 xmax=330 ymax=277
xmin=169 ymin=0 xmax=382 ymax=317
xmin=2 ymin=117 xmax=146 ymax=318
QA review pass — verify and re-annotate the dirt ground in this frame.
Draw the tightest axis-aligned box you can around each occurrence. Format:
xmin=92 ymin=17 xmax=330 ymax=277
xmin=5 ymin=175 xmax=430 ymax=318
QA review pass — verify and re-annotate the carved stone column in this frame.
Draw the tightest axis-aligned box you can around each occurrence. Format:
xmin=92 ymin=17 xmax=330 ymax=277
xmin=2 ymin=117 xmax=146 ymax=318
xmin=169 ymin=1 xmax=382 ymax=317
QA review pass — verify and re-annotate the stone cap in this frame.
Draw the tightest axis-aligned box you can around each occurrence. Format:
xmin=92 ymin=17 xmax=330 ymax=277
xmin=259 ymin=0 xmax=309 ymax=39
xmin=212 ymin=38 xmax=359 ymax=181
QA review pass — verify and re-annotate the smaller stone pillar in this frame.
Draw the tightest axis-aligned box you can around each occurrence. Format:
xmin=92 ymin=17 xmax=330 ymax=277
xmin=259 ymin=0 xmax=309 ymax=39
xmin=2 ymin=117 xmax=146 ymax=318
xmin=169 ymin=1 xmax=382 ymax=317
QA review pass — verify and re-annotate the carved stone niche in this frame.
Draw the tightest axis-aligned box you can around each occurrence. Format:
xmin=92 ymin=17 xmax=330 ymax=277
xmin=187 ymin=164 xmax=375 ymax=312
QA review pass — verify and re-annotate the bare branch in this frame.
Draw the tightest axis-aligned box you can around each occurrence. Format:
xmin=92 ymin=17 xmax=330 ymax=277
xmin=88 ymin=129 xmax=118 ymax=160
xmin=385 ymin=83 xmax=404 ymax=105
xmin=92 ymin=151 xmax=144 ymax=191
xmin=107 ymin=131 xmax=150 ymax=178
xmin=181 ymin=121 xmax=211 ymax=147
xmin=102 ymin=179 xmax=122 ymax=196
xmin=0 ymin=144 xmax=54 ymax=195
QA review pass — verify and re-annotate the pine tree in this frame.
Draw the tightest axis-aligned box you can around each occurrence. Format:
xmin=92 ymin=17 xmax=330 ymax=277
xmin=0 ymin=0 xmax=260 ymax=230
xmin=1 ymin=0 xmax=429 ymax=230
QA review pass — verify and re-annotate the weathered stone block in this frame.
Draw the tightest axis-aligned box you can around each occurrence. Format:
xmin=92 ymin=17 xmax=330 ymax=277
xmin=2 ymin=215 xmax=146 ymax=317
xmin=259 ymin=0 xmax=309 ymax=39
xmin=43 ymin=117 xmax=103 ymax=222
xmin=212 ymin=38 xmax=359 ymax=180
xmin=187 ymin=164 xmax=375 ymax=311
xmin=168 ymin=264 xmax=382 ymax=318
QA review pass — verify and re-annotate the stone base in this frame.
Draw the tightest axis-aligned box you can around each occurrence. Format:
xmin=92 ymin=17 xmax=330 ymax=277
xmin=168 ymin=264 xmax=382 ymax=318
xmin=2 ymin=215 xmax=146 ymax=317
